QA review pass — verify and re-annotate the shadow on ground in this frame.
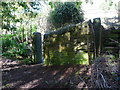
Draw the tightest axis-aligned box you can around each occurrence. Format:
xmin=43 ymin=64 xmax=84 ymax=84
xmin=2 ymin=58 xmax=91 ymax=89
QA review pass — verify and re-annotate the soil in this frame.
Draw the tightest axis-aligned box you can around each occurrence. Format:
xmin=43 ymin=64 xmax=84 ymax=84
xmin=1 ymin=56 xmax=91 ymax=89
xmin=1 ymin=56 xmax=119 ymax=89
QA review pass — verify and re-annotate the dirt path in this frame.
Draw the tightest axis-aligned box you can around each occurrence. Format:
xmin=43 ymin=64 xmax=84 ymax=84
xmin=1 ymin=57 xmax=91 ymax=89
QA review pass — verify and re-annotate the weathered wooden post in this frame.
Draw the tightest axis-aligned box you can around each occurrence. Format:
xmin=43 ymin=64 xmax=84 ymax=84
xmin=93 ymin=18 xmax=102 ymax=58
xmin=88 ymin=20 xmax=95 ymax=61
xmin=118 ymin=1 xmax=120 ymax=58
xmin=33 ymin=32 xmax=42 ymax=63
xmin=118 ymin=1 xmax=120 ymax=21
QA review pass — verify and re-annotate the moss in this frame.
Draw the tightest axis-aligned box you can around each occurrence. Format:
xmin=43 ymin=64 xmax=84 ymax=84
xmin=44 ymin=23 xmax=93 ymax=65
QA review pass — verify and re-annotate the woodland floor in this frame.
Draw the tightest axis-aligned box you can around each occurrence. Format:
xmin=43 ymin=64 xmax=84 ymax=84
xmin=1 ymin=56 xmax=119 ymax=89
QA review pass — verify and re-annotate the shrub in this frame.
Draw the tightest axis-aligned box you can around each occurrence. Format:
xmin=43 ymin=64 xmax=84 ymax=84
xmin=49 ymin=2 xmax=84 ymax=29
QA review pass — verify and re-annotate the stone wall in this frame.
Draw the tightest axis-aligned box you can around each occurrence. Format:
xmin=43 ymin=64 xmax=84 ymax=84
xmin=43 ymin=22 xmax=94 ymax=65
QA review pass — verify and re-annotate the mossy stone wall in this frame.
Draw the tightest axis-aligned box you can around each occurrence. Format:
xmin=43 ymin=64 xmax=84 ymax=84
xmin=44 ymin=22 xmax=93 ymax=65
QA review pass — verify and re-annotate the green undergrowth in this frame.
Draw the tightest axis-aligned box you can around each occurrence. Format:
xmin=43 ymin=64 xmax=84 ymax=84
xmin=44 ymin=51 xmax=89 ymax=65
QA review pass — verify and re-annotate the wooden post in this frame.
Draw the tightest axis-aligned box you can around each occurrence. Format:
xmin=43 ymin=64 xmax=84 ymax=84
xmin=118 ymin=1 xmax=120 ymax=21
xmin=93 ymin=18 xmax=102 ymax=58
xmin=33 ymin=32 xmax=42 ymax=63
xmin=22 ymin=27 xmax=25 ymax=47
xmin=93 ymin=18 xmax=101 ymax=58
xmin=88 ymin=20 xmax=96 ymax=59
xmin=86 ymin=23 xmax=91 ymax=65
xmin=118 ymin=2 xmax=120 ymax=58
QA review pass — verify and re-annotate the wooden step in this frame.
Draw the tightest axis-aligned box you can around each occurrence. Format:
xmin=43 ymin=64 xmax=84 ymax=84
xmin=79 ymin=49 xmax=94 ymax=53
xmin=104 ymin=47 xmax=119 ymax=50
xmin=104 ymin=44 xmax=118 ymax=47
xmin=109 ymin=42 xmax=118 ymax=44
xmin=107 ymin=34 xmax=119 ymax=38
xmin=101 ymin=51 xmax=119 ymax=54
xmin=111 ymin=30 xmax=120 ymax=34
xmin=103 ymin=39 xmax=119 ymax=44
xmin=104 ymin=47 xmax=115 ymax=49
xmin=104 ymin=42 xmax=118 ymax=45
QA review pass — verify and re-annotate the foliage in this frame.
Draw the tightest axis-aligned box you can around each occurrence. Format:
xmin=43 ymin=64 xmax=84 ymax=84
xmin=2 ymin=34 xmax=32 ymax=59
xmin=1 ymin=24 xmax=38 ymax=64
xmin=1 ymin=2 xmax=40 ymax=64
xmin=2 ymin=27 xmax=33 ymax=64
xmin=100 ymin=0 xmax=118 ymax=11
xmin=1 ymin=2 xmax=39 ymax=34
xmin=49 ymin=2 xmax=84 ymax=29
xmin=1 ymin=2 xmax=18 ymax=33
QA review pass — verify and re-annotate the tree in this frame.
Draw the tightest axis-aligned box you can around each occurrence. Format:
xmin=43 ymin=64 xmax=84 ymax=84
xmin=48 ymin=2 xmax=84 ymax=29
xmin=1 ymin=2 xmax=40 ymax=41
xmin=1 ymin=1 xmax=40 ymax=61
xmin=1 ymin=2 xmax=18 ymax=34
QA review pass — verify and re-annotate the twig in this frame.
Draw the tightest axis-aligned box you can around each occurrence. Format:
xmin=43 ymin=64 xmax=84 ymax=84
xmin=109 ymin=38 xmax=120 ymax=45
xmin=95 ymin=80 xmax=100 ymax=88
xmin=79 ymin=76 xmax=88 ymax=88
xmin=100 ymin=73 xmax=110 ymax=88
